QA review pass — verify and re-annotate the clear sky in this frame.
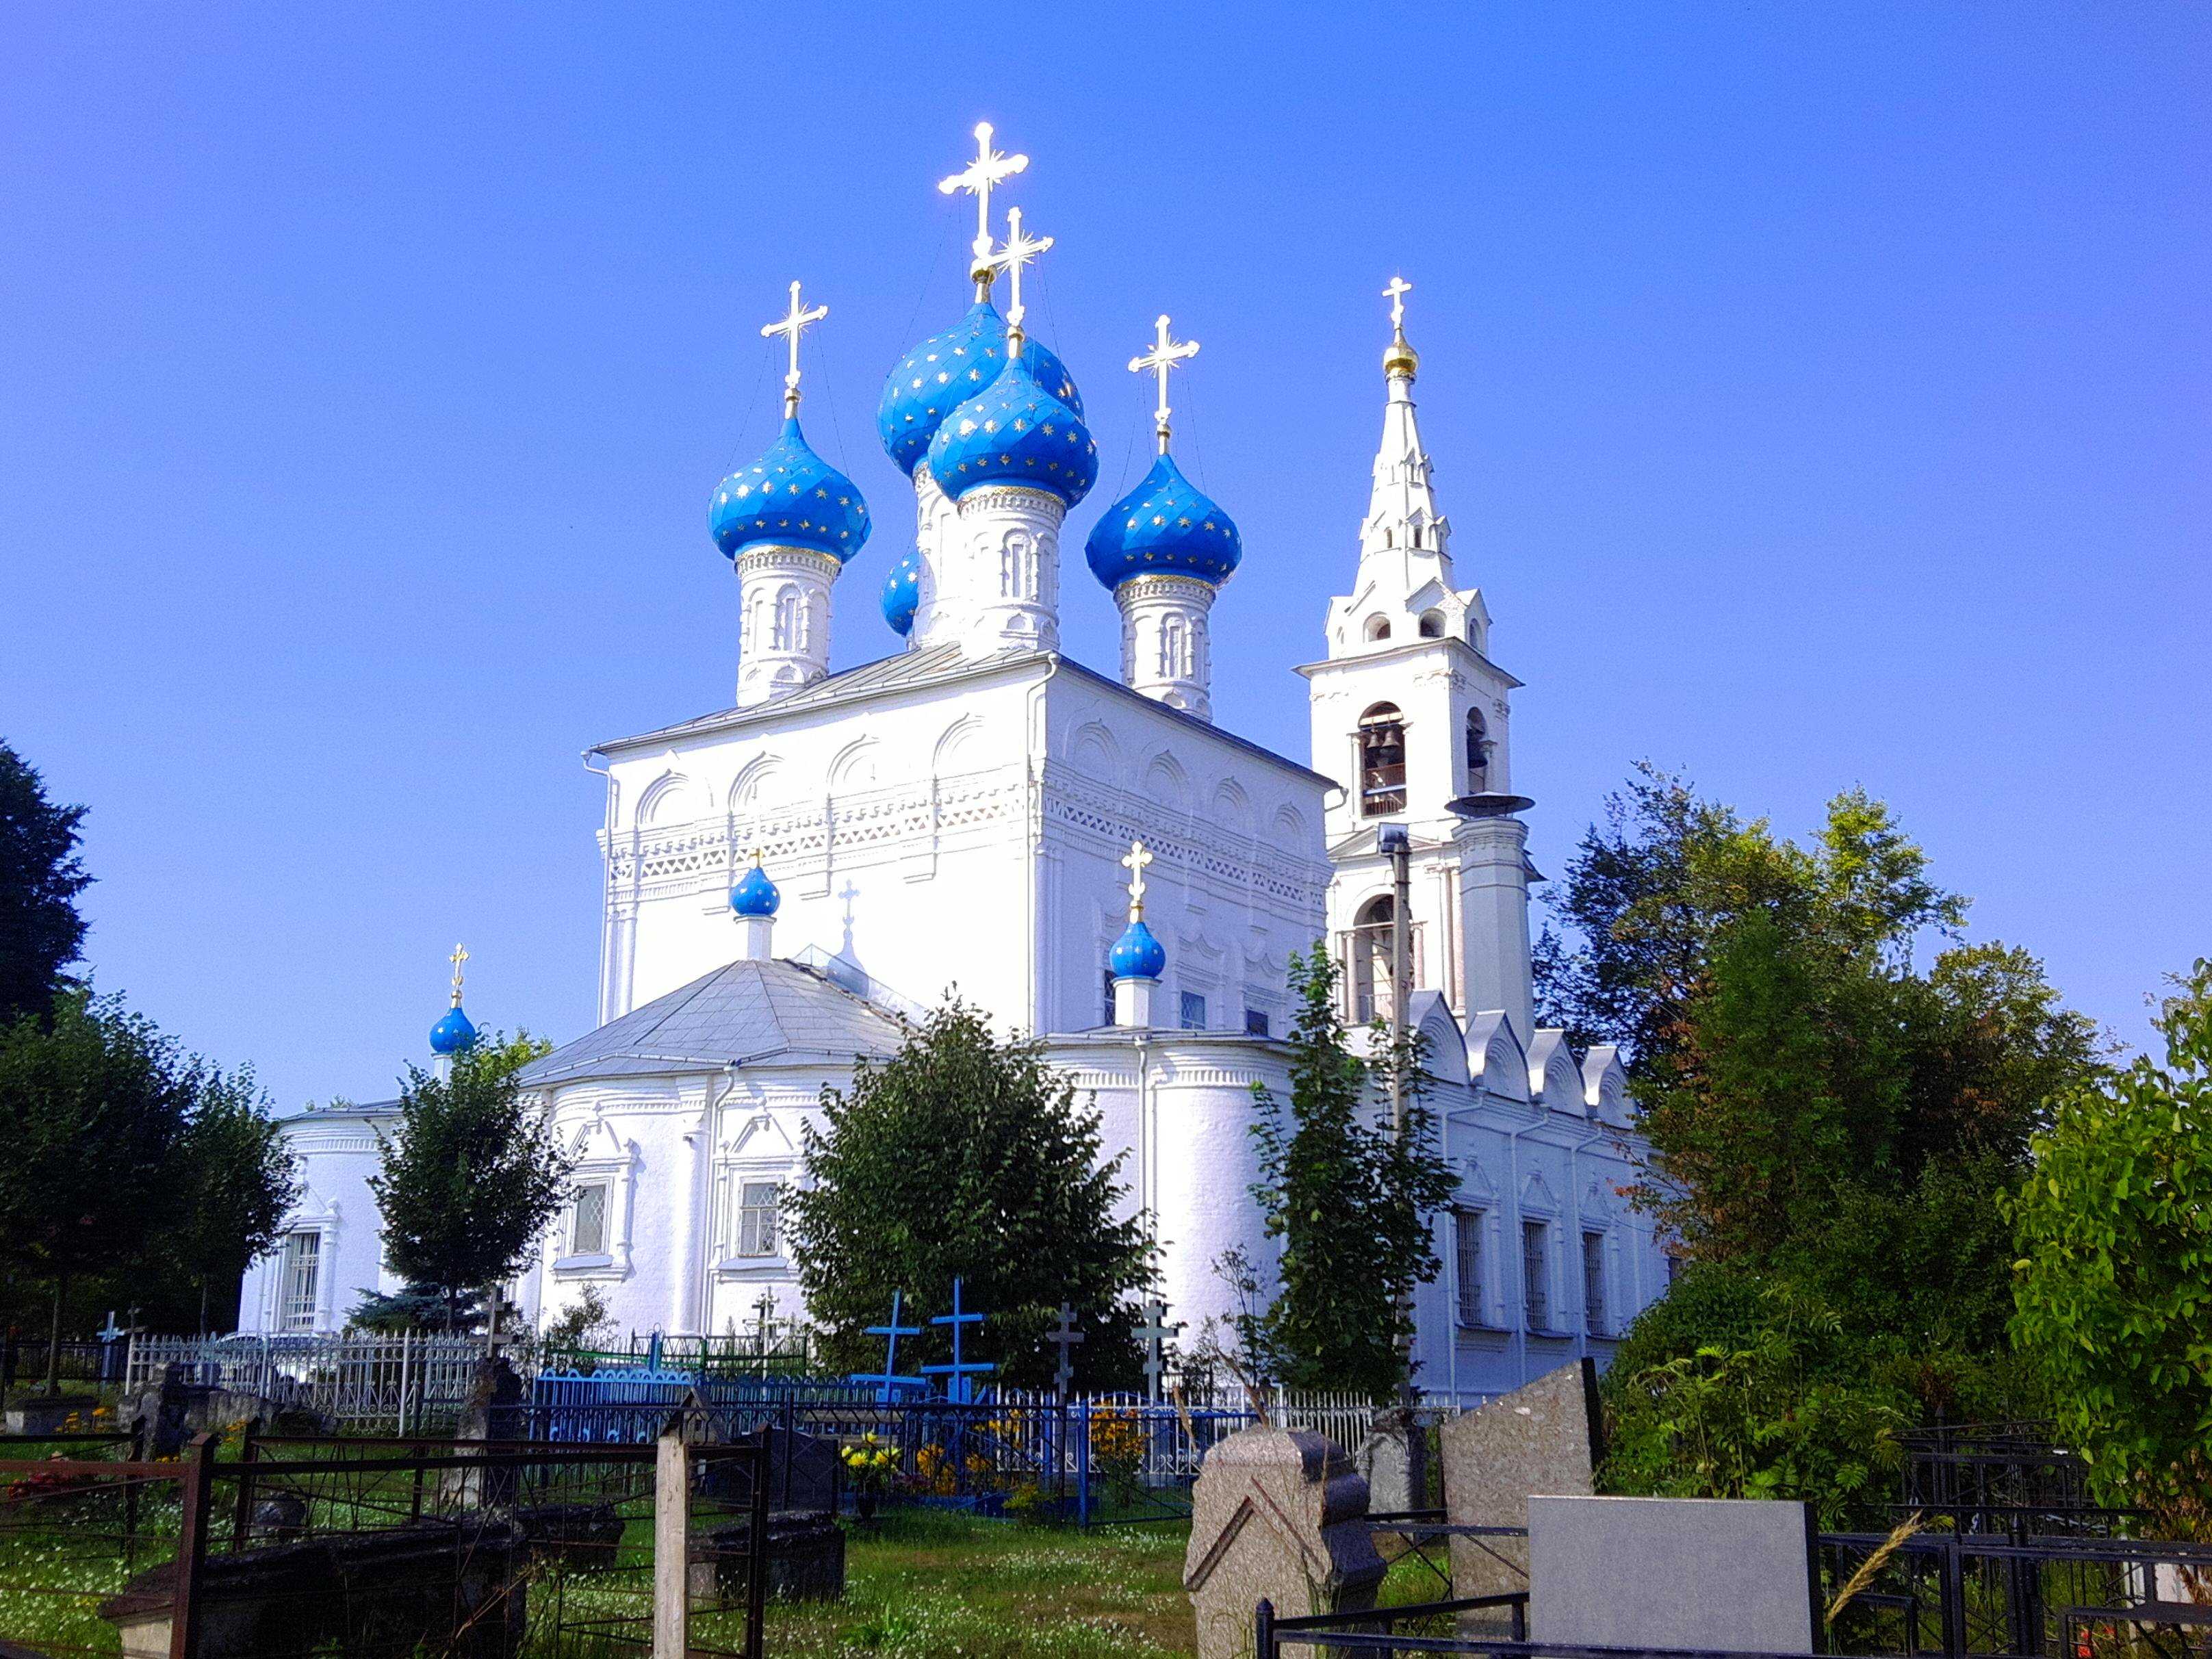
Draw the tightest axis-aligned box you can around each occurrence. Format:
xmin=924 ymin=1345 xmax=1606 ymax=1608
xmin=4 ymin=4 xmax=2206 ymax=1108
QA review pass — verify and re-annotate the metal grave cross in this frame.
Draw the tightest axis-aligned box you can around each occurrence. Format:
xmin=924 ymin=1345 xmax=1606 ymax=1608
xmin=939 ymin=121 xmax=1029 ymax=276
xmin=761 ymin=279 xmax=829 ymax=416
xmin=921 ymin=1276 xmax=996 ymax=1404
xmin=1128 ymin=315 xmax=1200 ymax=454
xmin=1137 ymin=1298 xmax=1183 ymax=1404
xmin=1046 ymin=1303 xmax=1085 ymax=1397
xmin=853 ymin=1287 xmax=923 ymax=1404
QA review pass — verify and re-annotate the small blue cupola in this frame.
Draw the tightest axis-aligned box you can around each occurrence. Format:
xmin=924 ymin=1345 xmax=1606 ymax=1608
xmin=428 ymin=1004 xmax=478 ymax=1057
xmin=730 ymin=857 xmax=782 ymax=917
xmin=877 ymin=300 xmax=1085 ymax=478
xmin=881 ymin=548 xmax=921 ymax=637
xmin=710 ymin=416 xmax=872 ymax=562
xmin=1084 ymin=452 xmax=1243 ymax=590
xmin=1107 ymin=917 xmax=1167 ymax=981
xmin=927 ymin=350 xmax=1098 ymax=507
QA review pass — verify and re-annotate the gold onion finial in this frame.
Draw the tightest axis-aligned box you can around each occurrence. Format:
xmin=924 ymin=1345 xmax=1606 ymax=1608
xmin=1382 ymin=275 xmax=1419 ymax=378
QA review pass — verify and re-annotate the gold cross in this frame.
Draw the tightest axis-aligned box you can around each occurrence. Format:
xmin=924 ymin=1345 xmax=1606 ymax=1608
xmin=1127 ymin=314 xmax=1200 ymax=455
xmin=1121 ymin=838 xmax=1153 ymax=922
xmin=448 ymin=943 xmax=469 ymax=1007
xmin=1383 ymin=275 xmax=1413 ymax=335
xmin=938 ymin=122 xmax=1029 ymax=279
xmin=988 ymin=207 xmax=1053 ymax=349
xmin=760 ymin=281 xmax=829 ymax=417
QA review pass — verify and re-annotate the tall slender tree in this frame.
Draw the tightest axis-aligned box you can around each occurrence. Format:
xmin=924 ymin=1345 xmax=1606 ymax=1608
xmin=170 ymin=1068 xmax=300 ymax=1334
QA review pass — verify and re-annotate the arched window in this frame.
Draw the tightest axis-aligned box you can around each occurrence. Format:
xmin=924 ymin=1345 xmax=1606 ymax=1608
xmin=1364 ymin=615 xmax=1392 ymax=643
xmin=1466 ymin=708 xmax=1491 ymax=793
xmin=1417 ymin=610 xmax=1445 ymax=639
xmin=1350 ymin=893 xmax=1396 ymax=1023
xmin=771 ymin=586 xmax=801 ymax=652
xmin=1358 ymin=703 xmax=1407 ymax=816
xmin=1160 ymin=614 xmax=1189 ymax=680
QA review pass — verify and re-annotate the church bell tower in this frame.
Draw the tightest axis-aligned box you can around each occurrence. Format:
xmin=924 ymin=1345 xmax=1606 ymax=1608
xmin=1299 ymin=280 xmax=1534 ymax=1040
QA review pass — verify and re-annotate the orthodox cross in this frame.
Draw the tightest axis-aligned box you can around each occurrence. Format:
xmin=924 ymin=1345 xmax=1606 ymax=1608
xmin=1120 ymin=838 xmax=1153 ymax=924
xmin=921 ymin=1276 xmax=996 ymax=1404
xmin=761 ymin=280 xmax=829 ymax=417
xmin=1137 ymin=1298 xmax=1183 ymax=1404
xmin=1384 ymin=275 xmax=1413 ymax=335
xmin=1046 ymin=1303 xmax=1085 ymax=1398
xmin=939 ymin=121 xmax=1029 ymax=281
xmin=754 ymin=1290 xmax=777 ymax=1346
xmin=988 ymin=206 xmax=1052 ymax=350
xmin=448 ymin=943 xmax=468 ymax=1006
xmin=1128 ymin=315 xmax=1200 ymax=455
xmin=854 ymin=1288 xmax=923 ymax=1405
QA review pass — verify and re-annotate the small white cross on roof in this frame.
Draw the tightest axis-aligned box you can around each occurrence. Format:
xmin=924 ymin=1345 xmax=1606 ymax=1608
xmin=987 ymin=206 xmax=1053 ymax=347
xmin=761 ymin=280 xmax=829 ymax=416
xmin=1383 ymin=275 xmax=1413 ymax=334
xmin=1121 ymin=838 xmax=1153 ymax=923
xmin=939 ymin=122 xmax=1029 ymax=277
xmin=1128 ymin=314 xmax=1200 ymax=454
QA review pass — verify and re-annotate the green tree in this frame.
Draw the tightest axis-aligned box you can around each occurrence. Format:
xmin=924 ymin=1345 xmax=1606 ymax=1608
xmin=369 ymin=1031 xmax=565 ymax=1332
xmin=2007 ymin=959 xmax=2212 ymax=1534
xmin=0 ymin=990 xmax=198 ymax=1392
xmin=171 ymin=1068 xmax=300 ymax=1334
xmin=0 ymin=742 xmax=92 ymax=1028
xmin=784 ymin=999 xmax=1154 ymax=1389
xmin=1244 ymin=948 xmax=1457 ymax=1402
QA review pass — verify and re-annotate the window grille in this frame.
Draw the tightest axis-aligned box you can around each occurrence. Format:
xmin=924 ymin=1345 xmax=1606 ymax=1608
xmin=1244 ymin=1008 xmax=1270 ymax=1037
xmin=1521 ymin=1220 xmax=1549 ymax=1330
xmin=1358 ymin=704 xmax=1407 ymax=815
xmin=737 ymin=1182 xmax=780 ymax=1257
xmin=1179 ymin=992 xmax=1207 ymax=1030
xmin=1582 ymin=1229 xmax=1607 ymax=1335
xmin=281 ymin=1231 xmax=321 ymax=1331
xmin=571 ymin=1183 xmax=608 ymax=1257
xmin=1102 ymin=968 xmax=1116 ymax=1027
xmin=1454 ymin=1209 xmax=1484 ymax=1326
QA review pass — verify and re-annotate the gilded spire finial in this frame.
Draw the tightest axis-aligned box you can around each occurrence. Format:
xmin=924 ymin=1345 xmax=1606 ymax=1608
xmin=448 ymin=942 xmax=469 ymax=1008
xmin=1127 ymin=315 xmax=1200 ymax=456
xmin=760 ymin=280 xmax=829 ymax=419
xmin=1382 ymin=276 xmax=1419 ymax=378
xmin=939 ymin=122 xmax=1029 ymax=291
xmin=1120 ymin=838 xmax=1153 ymax=925
xmin=987 ymin=205 xmax=1052 ymax=352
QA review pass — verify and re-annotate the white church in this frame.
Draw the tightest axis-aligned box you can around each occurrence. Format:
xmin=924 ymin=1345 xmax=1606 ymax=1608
xmin=239 ymin=127 xmax=1674 ymax=1398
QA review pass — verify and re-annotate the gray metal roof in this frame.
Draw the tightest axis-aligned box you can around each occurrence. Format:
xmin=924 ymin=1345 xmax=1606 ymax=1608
xmin=515 ymin=957 xmax=905 ymax=1087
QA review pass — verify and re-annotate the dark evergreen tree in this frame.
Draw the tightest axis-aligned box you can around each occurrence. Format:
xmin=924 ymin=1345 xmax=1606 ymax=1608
xmin=170 ymin=1068 xmax=300 ymax=1333
xmin=0 ymin=742 xmax=92 ymax=1027
xmin=1245 ymin=949 xmax=1457 ymax=1402
xmin=784 ymin=999 xmax=1154 ymax=1389
xmin=369 ymin=1032 xmax=565 ymax=1332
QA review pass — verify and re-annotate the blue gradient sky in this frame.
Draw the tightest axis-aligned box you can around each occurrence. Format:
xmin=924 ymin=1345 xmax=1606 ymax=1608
xmin=4 ymin=5 xmax=2206 ymax=1107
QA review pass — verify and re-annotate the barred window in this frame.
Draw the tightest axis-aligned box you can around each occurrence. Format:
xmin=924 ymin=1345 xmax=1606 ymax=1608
xmin=1454 ymin=1209 xmax=1484 ymax=1326
xmin=1521 ymin=1220 xmax=1550 ymax=1330
xmin=571 ymin=1183 xmax=609 ymax=1257
xmin=280 ymin=1231 xmax=321 ymax=1331
xmin=1582 ymin=1230 xmax=1607 ymax=1335
xmin=737 ymin=1183 xmax=780 ymax=1257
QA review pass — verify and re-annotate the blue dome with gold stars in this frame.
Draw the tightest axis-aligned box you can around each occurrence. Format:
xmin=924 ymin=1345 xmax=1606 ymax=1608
xmin=710 ymin=416 xmax=871 ymax=562
xmin=1107 ymin=918 xmax=1167 ymax=981
xmin=429 ymin=1005 xmax=478 ymax=1057
xmin=877 ymin=300 xmax=1083 ymax=478
xmin=730 ymin=861 xmax=781 ymax=917
xmin=927 ymin=352 xmax=1098 ymax=508
xmin=1083 ymin=452 xmax=1242 ymax=591
xmin=881 ymin=548 xmax=921 ymax=636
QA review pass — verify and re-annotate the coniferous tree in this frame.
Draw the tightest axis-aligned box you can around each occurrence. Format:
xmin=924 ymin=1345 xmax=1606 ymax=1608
xmin=785 ymin=1000 xmax=1154 ymax=1389
xmin=370 ymin=1032 xmax=565 ymax=1332
xmin=0 ymin=742 xmax=92 ymax=1027
xmin=1245 ymin=949 xmax=1456 ymax=1402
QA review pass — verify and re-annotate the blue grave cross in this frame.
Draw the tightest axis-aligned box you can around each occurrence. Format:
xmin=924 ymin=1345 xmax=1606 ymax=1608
xmin=851 ymin=1288 xmax=925 ymax=1405
xmin=921 ymin=1276 xmax=996 ymax=1404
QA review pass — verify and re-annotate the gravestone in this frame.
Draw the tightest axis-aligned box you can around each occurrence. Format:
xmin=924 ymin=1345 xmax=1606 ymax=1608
xmin=1183 ymin=1425 xmax=1386 ymax=1659
xmin=700 ymin=1426 xmax=840 ymax=1517
xmin=1355 ymin=1406 xmax=1429 ymax=1515
xmin=1527 ymin=1494 xmax=1820 ymax=1653
xmin=442 ymin=1355 xmax=526 ymax=1510
xmin=689 ymin=1514 xmax=847 ymax=1603
xmin=1438 ymin=1359 xmax=1602 ymax=1625
xmin=123 ymin=1365 xmax=333 ymax=1457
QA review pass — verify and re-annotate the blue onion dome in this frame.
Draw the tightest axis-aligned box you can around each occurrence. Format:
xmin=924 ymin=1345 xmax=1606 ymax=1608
xmin=1107 ymin=918 xmax=1168 ymax=981
xmin=1084 ymin=452 xmax=1243 ymax=590
xmin=927 ymin=352 xmax=1099 ymax=508
xmin=429 ymin=1005 xmax=478 ymax=1057
xmin=710 ymin=416 xmax=871 ymax=562
xmin=877 ymin=300 xmax=1085 ymax=478
xmin=730 ymin=860 xmax=782 ymax=917
xmin=881 ymin=548 xmax=921 ymax=637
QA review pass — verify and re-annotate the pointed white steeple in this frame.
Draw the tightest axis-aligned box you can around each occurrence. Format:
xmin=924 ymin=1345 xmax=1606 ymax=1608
xmin=1359 ymin=276 xmax=1452 ymax=569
